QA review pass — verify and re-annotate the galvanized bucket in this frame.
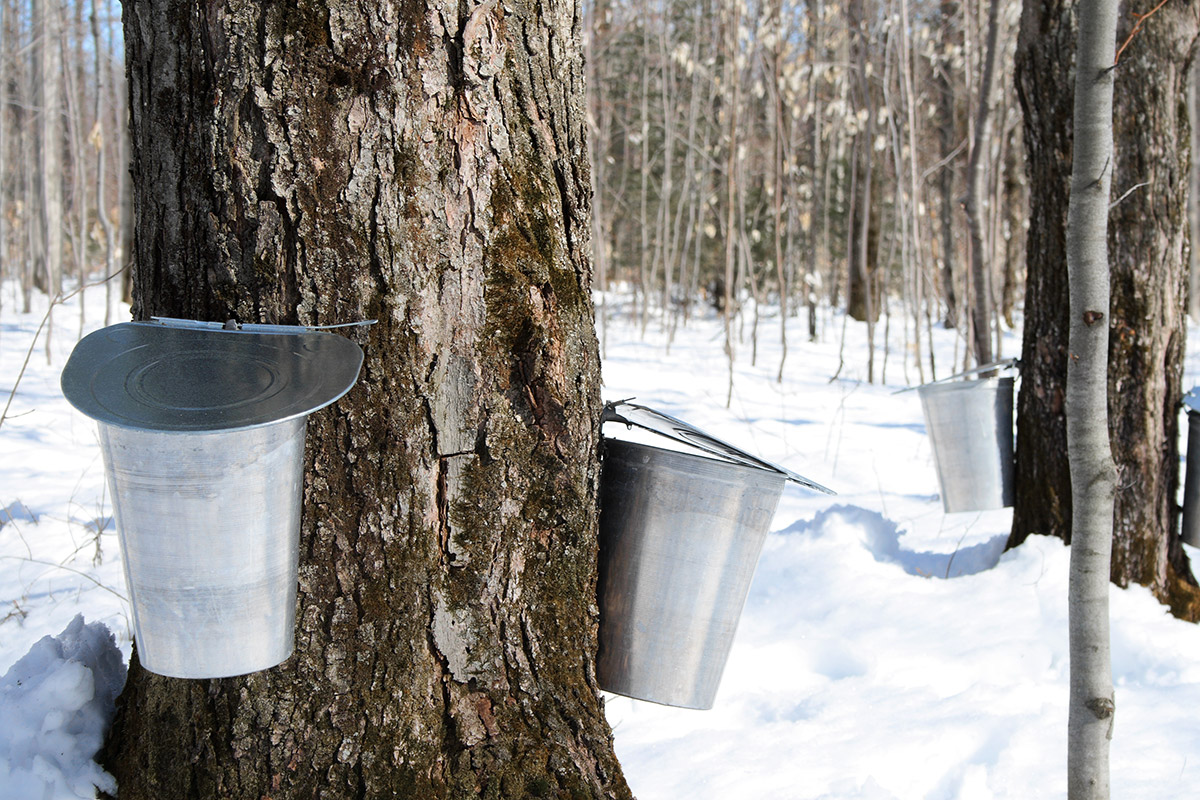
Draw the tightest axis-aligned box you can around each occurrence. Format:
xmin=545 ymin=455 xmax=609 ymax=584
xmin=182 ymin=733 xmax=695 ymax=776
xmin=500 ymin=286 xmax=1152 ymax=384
xmin=61 ymin=319 xmax=364 ymax=678
xmin=1180 ymin=393 xmax=1200 ymax=547
xmin=597 ymin=402 xmax=832 ymax=709
xmin=917 ymin=372 xmax=1015 ymax=513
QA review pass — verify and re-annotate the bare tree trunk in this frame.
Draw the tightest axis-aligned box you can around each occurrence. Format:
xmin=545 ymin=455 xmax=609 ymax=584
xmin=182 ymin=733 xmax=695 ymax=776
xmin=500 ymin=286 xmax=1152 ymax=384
xmin=722 ymin=0 xmax=740 ymax=407
xmin=91 ymin=0 xmax=115 ymax=323
xmin=1107 ymin=0 xmax=1200 ymax=618
xmin=0 ymin=0 xmax=6 ymax=307
xmin=1009 ymin=0 xmax=1074 ymax=553
xmin=772 ymin=0 xmax=787 ymax=382
xmin=806 ymin=0 xmax=825 ymax=342
xmin=33 ymin=0 xmax=62 ymax=296
xmin=1065 ymin=5 xmax=1117 ymax=796
xmin=1189 ymin=61 xmax=1200 ymax=323
xmin=935 ymin=0 xmax=960 ymax=330
xmin=19 ymin=45 xmax=34 ymax=313
xmin=1000 ymin=117 xmax=1023 ymax=328
xmin=895 ymin=0 xmax=927 ymax=383
xmin=964 ymin=0 xmax=1001 ymax=366
xmin=101 ymin=2 xmax=632 ymax=798
xmin=1185 ymin=59 xmax=1195 ymax=321
xmin=586 ymin=0 xmax=610 ymax=355
xmin=846 ymin=0 xmax=880 ymax=350
xmin=63 ymin=18 xmax=89 ymax=333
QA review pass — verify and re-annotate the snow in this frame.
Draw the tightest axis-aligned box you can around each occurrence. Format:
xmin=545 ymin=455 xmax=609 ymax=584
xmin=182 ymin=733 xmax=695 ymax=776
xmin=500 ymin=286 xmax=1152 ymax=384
xmin=0 ymin=615 xmax=126 ymax=799
xmin=3 ymin=281 xmax=1200 ymax=798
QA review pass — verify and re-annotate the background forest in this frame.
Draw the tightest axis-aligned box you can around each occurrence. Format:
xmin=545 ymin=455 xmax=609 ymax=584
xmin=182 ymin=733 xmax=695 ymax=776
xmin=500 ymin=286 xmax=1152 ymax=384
xmin=3 ymin=0 xmax=1197 ymax=378
xmin=587 ymin=0 xmax=1027 ymax=385
xmin=0 ymin=0 xmax=1047 ymax=371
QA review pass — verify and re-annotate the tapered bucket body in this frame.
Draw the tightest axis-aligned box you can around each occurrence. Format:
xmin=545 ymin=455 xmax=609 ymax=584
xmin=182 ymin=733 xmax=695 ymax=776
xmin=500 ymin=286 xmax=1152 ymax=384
xmin=1181 ymin=408 xmax=1200 ymax=547
xmin=917 ymin=376 xmax=1014 ymax=513
xmin=597 ymin=438 xmax=785 ymax=709
xmin=101 ymin=418 xmax=305 ymax=678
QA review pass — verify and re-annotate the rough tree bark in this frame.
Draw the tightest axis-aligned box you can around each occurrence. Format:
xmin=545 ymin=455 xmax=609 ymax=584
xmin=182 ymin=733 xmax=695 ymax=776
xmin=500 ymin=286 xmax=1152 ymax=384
xmin=1106 ymin=0 xmax=1200 ymax=619
xmin=1190 ymin=62 xmax=1200 ymax=323
xmin=1064 ymin=0 xmax=1117 ymax=794
xmin=1009 ymin=0 xmax=1200 ymax=621
xmin=100 ymin=2 xmax=633 ymax=798
xmin=1009 ymin=0 xmax=1074 ymax=554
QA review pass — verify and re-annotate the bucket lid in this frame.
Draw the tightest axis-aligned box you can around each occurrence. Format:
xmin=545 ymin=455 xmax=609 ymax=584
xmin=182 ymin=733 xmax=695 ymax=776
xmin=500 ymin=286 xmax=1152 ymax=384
xmin=1185 ymin=389 xmax=1200 ymax=414
xmin=602 ymin=400 xmax=835 ymax=495
xmin=61 ymin=320 xmax=364 ymax=432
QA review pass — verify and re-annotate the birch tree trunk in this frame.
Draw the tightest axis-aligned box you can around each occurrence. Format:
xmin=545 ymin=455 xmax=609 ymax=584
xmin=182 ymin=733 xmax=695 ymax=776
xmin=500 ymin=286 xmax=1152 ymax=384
xmin=101 ymin=2 xmax=631 ymax=798
xmin=1065 ymin=1 xmax=1117 ymax=795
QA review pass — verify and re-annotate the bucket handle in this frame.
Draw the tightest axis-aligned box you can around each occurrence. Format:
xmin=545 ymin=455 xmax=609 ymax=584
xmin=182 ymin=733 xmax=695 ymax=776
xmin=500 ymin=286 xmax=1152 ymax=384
xmin=602 ymin=400 xmax=835 ymax=495
xmin=892 ymin=357 xmax=1020 ymax=395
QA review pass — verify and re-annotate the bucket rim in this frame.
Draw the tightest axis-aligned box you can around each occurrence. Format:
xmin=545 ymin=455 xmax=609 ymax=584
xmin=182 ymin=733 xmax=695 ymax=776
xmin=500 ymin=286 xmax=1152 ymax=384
xmin=915 ymin=374 xmax=1015 ymax=397
xmin=602 ymin=435 xmax=789 ymax=486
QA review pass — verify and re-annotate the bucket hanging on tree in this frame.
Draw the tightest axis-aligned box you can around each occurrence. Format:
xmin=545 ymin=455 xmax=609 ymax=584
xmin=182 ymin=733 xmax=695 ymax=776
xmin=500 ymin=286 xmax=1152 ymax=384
xmin=596 ymin=401 xmax=833 ymax=710
xmin=1180 ymin=391 xmax=1200 ymax=547
xmin=61 ymin=318 xmax=365 ymax=679
xmin=914 ymin=359 xmax=1017 ymax=513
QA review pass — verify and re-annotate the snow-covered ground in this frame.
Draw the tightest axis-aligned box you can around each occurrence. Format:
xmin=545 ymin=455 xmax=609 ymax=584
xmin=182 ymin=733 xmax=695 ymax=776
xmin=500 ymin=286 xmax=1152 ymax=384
xmin=4 ymin=280 xmax=1200 ymax=798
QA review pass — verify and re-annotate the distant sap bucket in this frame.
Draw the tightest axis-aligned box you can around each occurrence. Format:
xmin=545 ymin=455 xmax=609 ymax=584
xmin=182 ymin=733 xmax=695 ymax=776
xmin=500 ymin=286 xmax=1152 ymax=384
xmin=917 ymin=374 xmax=1015 ymax=513
xmin=1180 ymin=392 xmax=1200 ymax=547
xmin=596 ymin=402 xmax=832 ymax=709
xmin=61 ymin=320 xmax=364 ymax=679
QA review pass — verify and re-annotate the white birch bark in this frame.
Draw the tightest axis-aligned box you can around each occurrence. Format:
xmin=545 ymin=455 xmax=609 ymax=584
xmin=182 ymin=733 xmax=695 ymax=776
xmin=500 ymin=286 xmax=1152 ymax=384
xmin=1065 ymin=0 xmax=1118 ymax=796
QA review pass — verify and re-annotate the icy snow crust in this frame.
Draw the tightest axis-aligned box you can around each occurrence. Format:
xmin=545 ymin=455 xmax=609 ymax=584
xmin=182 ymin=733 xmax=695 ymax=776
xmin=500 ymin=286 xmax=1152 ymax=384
xmin=0 ymin=615 xmax=125 ymax=798
xmin=4 ymin=282 xmax=1200 ymax=798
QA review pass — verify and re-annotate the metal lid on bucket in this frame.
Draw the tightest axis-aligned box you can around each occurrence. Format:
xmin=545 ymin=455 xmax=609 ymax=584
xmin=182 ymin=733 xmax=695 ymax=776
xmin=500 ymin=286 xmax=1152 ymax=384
xmin=602 ymin=400 xmax=834 ymax=495
xmin=61 ymin=319 xmax=366 ymax=432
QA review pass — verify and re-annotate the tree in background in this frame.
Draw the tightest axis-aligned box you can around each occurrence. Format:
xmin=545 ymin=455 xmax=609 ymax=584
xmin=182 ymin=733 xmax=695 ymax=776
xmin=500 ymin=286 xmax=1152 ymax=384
xmin=1010 ymin=0 xmax=1200 ymax=620
xmin=1105 ymin=1 xmax=1200 ymax=619
xmin=100 ymin=1 xmax=631 ymax=797
xmin=1009 ymin=0 xmax=1074 ymax=567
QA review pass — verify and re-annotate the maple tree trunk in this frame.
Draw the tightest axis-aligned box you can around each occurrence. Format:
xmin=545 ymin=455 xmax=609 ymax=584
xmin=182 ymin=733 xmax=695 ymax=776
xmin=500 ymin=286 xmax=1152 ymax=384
xmin=101 ymin=2 xmax=632 ymax=797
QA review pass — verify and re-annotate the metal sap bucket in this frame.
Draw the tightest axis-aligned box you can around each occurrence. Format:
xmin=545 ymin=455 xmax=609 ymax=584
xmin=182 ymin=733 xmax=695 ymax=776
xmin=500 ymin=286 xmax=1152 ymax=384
xmin=597 ymin=402 xmax=833 ymax=709
xmin=916 ymin=367 xmax=1015 ymax=513
xmin=61 ymin=319 xmax=364 ymax=678
xmin=1181 ymin=392 xmax=1200 ymax=546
